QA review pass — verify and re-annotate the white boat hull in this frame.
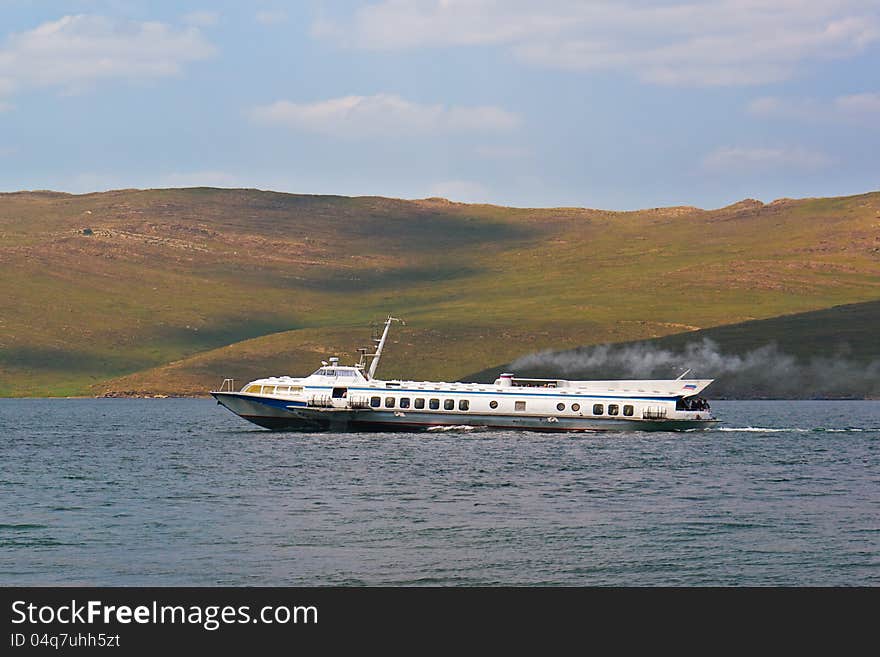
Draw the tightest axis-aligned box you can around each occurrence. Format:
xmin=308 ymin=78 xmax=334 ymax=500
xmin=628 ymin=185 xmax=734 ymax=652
xmin=211 ymin=392 xmax=717 ymax=433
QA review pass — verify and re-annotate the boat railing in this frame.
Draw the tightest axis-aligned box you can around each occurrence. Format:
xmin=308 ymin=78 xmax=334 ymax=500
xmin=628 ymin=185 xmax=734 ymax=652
xmin=347 ymin=397 xmax=372 ymax=409
xmin=643 ymin=407 xmax=668 ymax=420
xmin=218 ymin=378 xmax=236 ymax=393
xmin=306 ymin=395 xmax=334 ymax=408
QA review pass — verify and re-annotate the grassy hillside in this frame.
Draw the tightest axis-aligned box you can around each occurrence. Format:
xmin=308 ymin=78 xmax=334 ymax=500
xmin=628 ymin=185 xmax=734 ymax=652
xmin=0 ymin=188 xmax=878 ymax=397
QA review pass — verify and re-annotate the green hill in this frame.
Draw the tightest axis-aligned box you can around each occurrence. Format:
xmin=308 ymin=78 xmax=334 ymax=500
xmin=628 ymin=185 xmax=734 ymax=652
xmin=0 ymin=187 xmax=878 ymax=397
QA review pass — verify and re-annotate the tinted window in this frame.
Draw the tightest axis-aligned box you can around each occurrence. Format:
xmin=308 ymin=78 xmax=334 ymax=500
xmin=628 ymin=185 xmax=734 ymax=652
xmin=593 ymin=404 xmax=604 ymax=415
xmin=444 ymin=399 xmax=454 ymax=410
xmin=385 ymin=397 xmax=395 ymax=408
xmin=459 ymin=399 xmax=469 ymax=411
xmin=515 ymin=401 xmax=526 ymax=411
xmin=400 ymin=398 xmax=410 ymax=409
xmin=370 ymin=396 xmax=381 ymax=408
xmin=608 ymin=404 xmax=619 ymax=416
xmin=623 ymin=405 xmax=634 ymax=416
xmin=429 ymin=399 xmax=440 ymax=410
xmin=414 ymin=398 xmax=425 ymax=409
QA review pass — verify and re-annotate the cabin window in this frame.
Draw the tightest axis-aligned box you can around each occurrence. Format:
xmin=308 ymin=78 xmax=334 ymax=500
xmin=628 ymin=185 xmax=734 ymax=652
xmin=572 ymin=403 xmax=580 ymax=412
xmin=557 ymin=403 xmax=565 ymax=412
xmin=400 ymin=398 xmax=410 ymax=409
xmin=414 ymin=398 xmax=425 ymax=409
xmin=444 ymin=399 xmax=455 ymax=411
xmin=515 ymin=401 xmax=526 ymax=411
xmin=385 ymin=397 xmax=395 ymax=408
xmin=245 ymin=385 xmax=261 ymax=393
xmin=429 ymin=399 xmax=440 ymax=410
xmin=370 ymin=396 xmax=381 ymax=408
xmin=608 ymin=404 xmax=619 ymax=416
xmin=593 ymin=404 xmax=604 ymax=415
xmin=623 ymin=405 xmax=634 ymax=416
xmin=261 ymin=386 xmax=275 ymax=395
xmin=489 ymin=400 xmax=499 ymax=409
xmin=459 ymin=399 xmax=469 ymax=411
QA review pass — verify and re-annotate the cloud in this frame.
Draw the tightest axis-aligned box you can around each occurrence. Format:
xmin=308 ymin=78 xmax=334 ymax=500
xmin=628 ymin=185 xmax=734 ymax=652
xmin=702 ymin=146 xmax=832 ymax=173
xmin=427 ymin=180 xmax=489 ymax=203
xmin=314 ymin=1 xmax=880 ymax=86
xmin=182 ymin=11 xmax=220 ymax=27
xmin=749 ymin=92 xmax=880 ymax=124
xmin=250 ymin=93 xmax=520 ymax=137
xmin=256 ymin=10 xmax=288 ymax=25
xmin=0 ymin=15 xmax=215 ymax=96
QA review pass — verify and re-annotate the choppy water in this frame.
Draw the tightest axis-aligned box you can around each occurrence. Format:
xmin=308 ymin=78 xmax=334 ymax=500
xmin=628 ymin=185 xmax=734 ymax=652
xmin=1 ymin=399 xmax=878 ymax=586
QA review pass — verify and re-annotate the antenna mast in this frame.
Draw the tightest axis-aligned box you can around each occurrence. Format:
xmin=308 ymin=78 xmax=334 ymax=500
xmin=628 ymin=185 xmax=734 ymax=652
xmin=367 ymin=315 xmax=404 ymax=379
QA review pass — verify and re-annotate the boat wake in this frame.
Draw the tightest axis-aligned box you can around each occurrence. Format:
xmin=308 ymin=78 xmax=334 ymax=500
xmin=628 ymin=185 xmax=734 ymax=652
xmin=714 ymin=426 xmax=876 ymax=433
xmin=426 ymin=424 xmax=487 ymax=433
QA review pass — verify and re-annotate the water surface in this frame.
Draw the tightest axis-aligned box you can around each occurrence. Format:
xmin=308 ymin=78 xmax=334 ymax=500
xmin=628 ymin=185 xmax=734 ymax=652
xmin=1 ymin=399 xmax=877 ymax=585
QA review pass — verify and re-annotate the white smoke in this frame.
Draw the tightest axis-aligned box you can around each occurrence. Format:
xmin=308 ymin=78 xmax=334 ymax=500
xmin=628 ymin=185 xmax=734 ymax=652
xmin=510 ymin=338 xmax=880 ymax=399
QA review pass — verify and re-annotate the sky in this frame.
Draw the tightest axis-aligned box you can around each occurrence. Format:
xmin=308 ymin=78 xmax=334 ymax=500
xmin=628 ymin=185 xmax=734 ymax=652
xmin=0 ymin=0 xmax=878 ymax=210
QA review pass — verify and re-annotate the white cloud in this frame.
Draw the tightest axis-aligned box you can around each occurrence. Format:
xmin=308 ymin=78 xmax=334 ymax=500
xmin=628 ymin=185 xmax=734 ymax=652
xmin=314 ymin=1 xmax=880 ymax=86
xmin=748 ymin=92 xmax=880 ymax=124
xmin=256 ymin=10 xmax=288 ymax=25
xmin=702 ymin=146 xmax=832 ymax=173
xmin=427 ymin=180 xmax=489 ymax=203
xmin=0 ymin=15 xmax=215 ymax=96
xmin=182 ymin=11 xmax=220 ymax=27
xmin=250 ymin=93 xmax=520 ymax=137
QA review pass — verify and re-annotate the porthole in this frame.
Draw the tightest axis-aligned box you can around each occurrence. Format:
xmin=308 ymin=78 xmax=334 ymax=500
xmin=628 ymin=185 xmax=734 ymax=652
xmin=593 ymin=404 xmax=604 ymax=415
xmin=429 ymin=398 xmax=440 ymax=410
xmin=489 ymin=400 xmax=499 ymax=409
xmin=370 ymin=396 xmax=381 ymax=408
xmin=414 ymin=398 xmax=425 ymax=409
xmin=557 ymin=403 xmax=565 ymax=411
xmin=608 ymin=404 xmax=619 ymax=416
xmin=459 ymin=399 xmax=469 ymax=411
xmin=572 ymin=403 xmax=580 ymax=412
xmin=444 ymin=399 xmax=455 ymax=411
xmin=385 ymin=397 xmax=395 ymax=408
xmin=623 ymin=404 xmax=634 ymax=416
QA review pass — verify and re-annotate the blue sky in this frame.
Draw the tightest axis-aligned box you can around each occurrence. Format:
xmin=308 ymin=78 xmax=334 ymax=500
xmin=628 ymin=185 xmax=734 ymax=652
xmin=1 ymin=0 xmax=878 ymax=209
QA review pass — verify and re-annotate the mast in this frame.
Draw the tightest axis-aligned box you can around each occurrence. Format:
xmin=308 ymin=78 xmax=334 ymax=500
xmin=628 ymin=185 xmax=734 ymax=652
xmin=367 ymin=315 xmax=404 ymax=379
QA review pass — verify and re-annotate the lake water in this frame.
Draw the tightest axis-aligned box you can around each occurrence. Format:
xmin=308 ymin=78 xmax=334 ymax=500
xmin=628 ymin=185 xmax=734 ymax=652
xmin=1 ymin=399 xmax=877 ymax=586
